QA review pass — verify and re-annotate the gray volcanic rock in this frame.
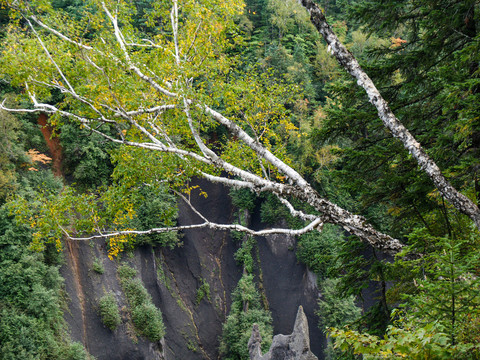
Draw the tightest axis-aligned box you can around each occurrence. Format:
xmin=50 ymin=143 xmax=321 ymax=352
xmin=61 ymin=239 xmax=165 ymax=360
xmin=61 ymin=179 xmax=325 ymax=359
xmin=249 ymin=306 xmax=318 ymax=360
xmin=255 ymin=230 xmax=324 ymax=357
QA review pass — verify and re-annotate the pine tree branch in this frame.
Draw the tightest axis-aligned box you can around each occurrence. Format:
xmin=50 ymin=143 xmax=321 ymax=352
xmin=299 ymin=0 xmax=480 ymax=230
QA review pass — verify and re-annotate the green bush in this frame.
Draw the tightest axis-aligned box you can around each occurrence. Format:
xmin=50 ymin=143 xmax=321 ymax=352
xmin=131 ymin=303 xmax=165 ymax=342
xmin=195 ymin=278 xmax=211 ymax=305
xmin=117 ymin=265 xmax=165 ymax=342
xmin=234 ymin=236 xmax=255 ymax=273
xmin=60 ymin=123 xmax=115 ymax=189
xmin=296 ymin=224 xmax=343 ymax=277
xmin=126 ymin=186 xmax=178 ymax=248
xmin=92 ymin=258 xmax=104 ymax=274
xmin=122 ymin=278 xmax=150 ymax=308
xmin=229 ymin=188 xmax=256 ymax=212
xmin=329 ymin=320 xmax=479 ymax=360
xmin=317 ymin=278 xmax=361 ymax=330
xmin=259 ymin=193 xmax=287 ymax=225
xmin=117 ymin=265 xmax=137 ymax=280
xmin=17 ymin=169 xmax=64 ymax=199
xmin=0 ymin=205 xmax=90 ymax=359
xmin=99 ymin=293 xmax=121 ymax=331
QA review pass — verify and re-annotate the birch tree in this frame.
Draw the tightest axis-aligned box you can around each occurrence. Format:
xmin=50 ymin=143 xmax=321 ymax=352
xmin=298 ymin=0 xmax=480 ymax=230
xmin=1 ymin=0 xmax=476 ymax=257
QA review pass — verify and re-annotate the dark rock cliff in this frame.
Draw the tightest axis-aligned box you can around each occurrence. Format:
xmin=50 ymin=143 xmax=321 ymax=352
xmin=61 ymin=179 xmax=325 ymax=359
xmin=249 ymin=306 xmax=318 ymax=360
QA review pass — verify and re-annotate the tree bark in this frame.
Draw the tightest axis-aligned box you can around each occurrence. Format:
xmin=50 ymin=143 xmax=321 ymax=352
xmin=2 ymin=1 xmax=410 ymax=256
xmin=299 ymin=0 xmax=480 ymax=230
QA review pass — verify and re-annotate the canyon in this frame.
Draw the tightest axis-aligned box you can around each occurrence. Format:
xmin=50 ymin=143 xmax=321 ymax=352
xmin=60 ymin=179 xmax=325 ymax=359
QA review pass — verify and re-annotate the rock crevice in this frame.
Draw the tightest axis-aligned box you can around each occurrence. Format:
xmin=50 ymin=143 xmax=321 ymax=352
xmin=249 ymin=306 xmax=318 ymax=360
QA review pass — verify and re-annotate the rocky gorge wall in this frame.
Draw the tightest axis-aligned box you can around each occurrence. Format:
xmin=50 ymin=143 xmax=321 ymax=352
xmin=60 ymin=179 xmax=326 ymax=359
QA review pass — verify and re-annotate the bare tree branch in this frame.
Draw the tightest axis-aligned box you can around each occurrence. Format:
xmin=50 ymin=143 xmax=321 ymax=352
xmin=123 ymin=104 xmax=177 ymax=117
xmin=61 ymin=217 xmax=324 ymax=241
xmin=59 ymin=190 xmax=324 ymax=242
xmin=30 ymin=14 xmax=94 ymax=51
xmin=277 ymin=197 xmax=318 ymax=222
xmin=26 ymin=18 xmax=76 ymax=94
xmin=101 ymin=1 xmax=177 ymax=98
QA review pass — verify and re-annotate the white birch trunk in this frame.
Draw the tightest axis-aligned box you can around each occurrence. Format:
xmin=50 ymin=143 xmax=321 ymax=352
xmin=299 ymin=0 xmax=480 ymax=230
xmin=1 ymin=2 xmax=409 ymax=255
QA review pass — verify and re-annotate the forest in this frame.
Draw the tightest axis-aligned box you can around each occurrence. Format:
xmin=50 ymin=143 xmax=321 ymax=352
xmin=0 ymin=0 xmax=479 ymax=359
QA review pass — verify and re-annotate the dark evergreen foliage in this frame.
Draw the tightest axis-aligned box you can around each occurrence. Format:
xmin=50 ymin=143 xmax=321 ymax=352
xmin=0 ymin=206 xmax=90 ymax=359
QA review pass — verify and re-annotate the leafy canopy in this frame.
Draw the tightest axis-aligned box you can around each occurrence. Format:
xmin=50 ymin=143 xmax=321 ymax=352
xmin=0 ymin=0 xmax=305 ymax=255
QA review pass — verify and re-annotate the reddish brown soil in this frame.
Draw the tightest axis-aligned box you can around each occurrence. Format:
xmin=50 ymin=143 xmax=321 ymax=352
xmin=65 ymin=239 xmax=89 ymax=351
xmin=37 ymin=113 xmax=63 ymax=177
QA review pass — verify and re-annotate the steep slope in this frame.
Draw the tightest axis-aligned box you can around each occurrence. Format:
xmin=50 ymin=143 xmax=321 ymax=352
xmin=61 ymin=179 xmax=324 ymax=359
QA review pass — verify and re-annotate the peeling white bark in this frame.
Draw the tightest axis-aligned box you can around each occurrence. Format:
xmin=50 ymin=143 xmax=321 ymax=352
xmin=299 ymin=0 xmax=480 ymax=230
xmin=1 ymin=2 xmax=412 ymax=255
xmin=62 ymin=220 xmax=324 ymax=241
xmin=60 ymin=193 xmax=325 ymax=242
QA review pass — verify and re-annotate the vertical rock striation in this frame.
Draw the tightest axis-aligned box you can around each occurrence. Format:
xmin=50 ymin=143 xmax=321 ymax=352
xmin=249 ymin=306 xmax=318 ymax=360
xmin=61 ymin=180 xmax=324 ymax=359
